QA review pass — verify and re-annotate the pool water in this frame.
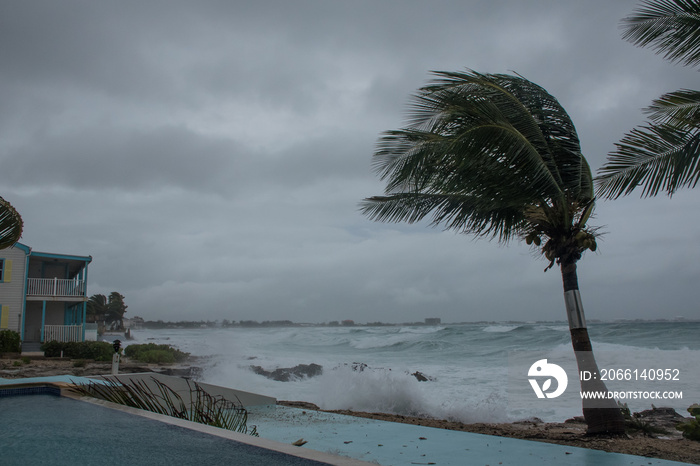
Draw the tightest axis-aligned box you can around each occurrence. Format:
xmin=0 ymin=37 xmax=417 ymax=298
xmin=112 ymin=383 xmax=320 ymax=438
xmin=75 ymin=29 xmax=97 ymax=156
xmin=0 ymin=394 xmax=329 ymax=466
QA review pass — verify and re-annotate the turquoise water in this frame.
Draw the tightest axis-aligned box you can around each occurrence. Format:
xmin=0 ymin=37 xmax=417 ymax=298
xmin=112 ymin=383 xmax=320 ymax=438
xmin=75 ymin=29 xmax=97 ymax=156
xmin=132 ymin=322 xmax=700 ymax=423
xmin=0 ymin=394 xmax=328 ymax=466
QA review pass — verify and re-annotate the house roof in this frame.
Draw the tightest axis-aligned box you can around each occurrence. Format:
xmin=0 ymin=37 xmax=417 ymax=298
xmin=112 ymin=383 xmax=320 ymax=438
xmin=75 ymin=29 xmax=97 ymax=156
xmin=15 ymin=242 xmax=92 ymax=263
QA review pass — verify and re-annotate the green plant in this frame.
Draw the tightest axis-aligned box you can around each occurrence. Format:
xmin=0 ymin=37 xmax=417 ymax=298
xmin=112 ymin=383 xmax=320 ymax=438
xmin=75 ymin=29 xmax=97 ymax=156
xmin=136 ymin=350 xmax=175 ymax=364
xmin=124 ymin=343 xmax=189 ymax=363
xmin=20 ymin=356 xmax=31 ymax=365
xmin=625 ymin=417 xmax=667 ymax=437
xmin=70 ymin=377 xmax=257 ymax=436
xmin=41 ymin=340 xmax=114 ymax=361
xmin=12 ymin=360 xmax=21 ymax=367
xmin=677 ymin=404 xmax=700 ymax=441
xmin=360 ymin=69 xmax=625 ymax=434
xmin=73 ymin=359 xmax=87 ymax=368
xmin=0 ymin=330 xmax=21 ymax=354
xmin=0 ymin=195 xmax=23 ymax=250
xmin=618 ymin=401 xmax=631 ymax=419
xmin=40 ymin=340 xmax=65 ymax=357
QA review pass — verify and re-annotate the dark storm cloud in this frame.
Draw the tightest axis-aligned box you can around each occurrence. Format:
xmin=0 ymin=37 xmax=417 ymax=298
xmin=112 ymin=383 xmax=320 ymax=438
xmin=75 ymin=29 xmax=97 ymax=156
xmin=1 ymin=0 xmax=698 ymax=323
xmin=4 ymin=126 xmax=243 ymax=192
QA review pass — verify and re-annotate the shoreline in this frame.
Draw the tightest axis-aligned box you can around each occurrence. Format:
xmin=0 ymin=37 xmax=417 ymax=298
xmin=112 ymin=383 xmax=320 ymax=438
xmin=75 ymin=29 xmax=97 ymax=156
xmin=2 ymin=356 xmax=698 ymax=464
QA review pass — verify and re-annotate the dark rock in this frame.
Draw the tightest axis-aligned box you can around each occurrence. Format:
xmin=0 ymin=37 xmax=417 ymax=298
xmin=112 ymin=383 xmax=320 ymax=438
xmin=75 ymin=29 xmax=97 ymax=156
xmin=633 ymin=406 xmax=689 ymax=433
xmin=514 ymin=417 xmax=544 ymax=424
xmin=411 ymin=371 xmax=435 ymax=382
xmin=277 ymin=400 xmax=321 ymax=410
xmin=250 ymin=363 xmax=323 ymax=382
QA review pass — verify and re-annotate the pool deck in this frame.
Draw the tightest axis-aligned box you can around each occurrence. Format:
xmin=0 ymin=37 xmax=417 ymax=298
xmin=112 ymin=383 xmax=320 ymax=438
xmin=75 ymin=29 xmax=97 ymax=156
xmin=249 ymin=405 xmax=693 ymax=466
xmin=0 ymin=374 xmax=694 ymax=466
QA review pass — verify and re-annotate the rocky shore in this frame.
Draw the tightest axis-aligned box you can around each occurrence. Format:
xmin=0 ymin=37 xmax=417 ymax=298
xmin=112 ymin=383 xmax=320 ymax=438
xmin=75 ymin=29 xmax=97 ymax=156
xmin=2 ymin=356 xmax=698 ymax=464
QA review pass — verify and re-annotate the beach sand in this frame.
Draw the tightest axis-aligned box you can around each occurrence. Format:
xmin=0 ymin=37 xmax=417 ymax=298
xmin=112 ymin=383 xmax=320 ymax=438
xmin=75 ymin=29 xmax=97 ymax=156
xmin=2 ymin=356 xmax=698 ymax=464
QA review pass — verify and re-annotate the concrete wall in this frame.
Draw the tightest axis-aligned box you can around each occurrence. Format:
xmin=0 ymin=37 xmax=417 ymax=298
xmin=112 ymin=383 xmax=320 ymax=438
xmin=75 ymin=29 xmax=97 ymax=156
xmin=95 ymin=372 xmax=276 ymax=408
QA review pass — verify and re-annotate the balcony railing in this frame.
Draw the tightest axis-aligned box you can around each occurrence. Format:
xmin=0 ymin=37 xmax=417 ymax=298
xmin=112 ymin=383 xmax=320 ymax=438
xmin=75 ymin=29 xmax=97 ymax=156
xmin=27 ymin=278 xmax=86 ymax=298
xmin=44 ymin=324 xmax=83 ymax=343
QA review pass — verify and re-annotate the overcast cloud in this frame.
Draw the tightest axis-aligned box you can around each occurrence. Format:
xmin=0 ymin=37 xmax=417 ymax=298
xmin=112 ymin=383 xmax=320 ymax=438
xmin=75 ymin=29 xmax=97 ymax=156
xmin=1 ymin=0 xmax=698 ymax=323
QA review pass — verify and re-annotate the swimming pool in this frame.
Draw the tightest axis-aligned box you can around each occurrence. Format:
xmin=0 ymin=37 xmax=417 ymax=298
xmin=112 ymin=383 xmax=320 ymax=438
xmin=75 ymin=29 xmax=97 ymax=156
xmin=0 ymin=391 xmax=349 ymax=466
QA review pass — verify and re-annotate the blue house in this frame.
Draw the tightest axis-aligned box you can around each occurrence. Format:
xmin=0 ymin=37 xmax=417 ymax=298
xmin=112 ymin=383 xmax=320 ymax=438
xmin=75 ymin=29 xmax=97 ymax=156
xmin=0 ymin=243 xmax=92 ymax=351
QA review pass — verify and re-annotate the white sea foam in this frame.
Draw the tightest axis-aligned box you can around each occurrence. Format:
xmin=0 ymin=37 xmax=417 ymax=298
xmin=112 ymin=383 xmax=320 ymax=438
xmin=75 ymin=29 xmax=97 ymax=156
xmin=482 ymin=325 xmax=522 ymax=333
xmin=130 ymin=322 xmax=699 ymax=423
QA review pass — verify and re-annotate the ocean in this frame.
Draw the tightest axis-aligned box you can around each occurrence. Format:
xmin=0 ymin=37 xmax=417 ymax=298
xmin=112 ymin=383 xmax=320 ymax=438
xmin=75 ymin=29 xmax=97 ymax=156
xmin=128 ymin=322 xmax=699 ymax=423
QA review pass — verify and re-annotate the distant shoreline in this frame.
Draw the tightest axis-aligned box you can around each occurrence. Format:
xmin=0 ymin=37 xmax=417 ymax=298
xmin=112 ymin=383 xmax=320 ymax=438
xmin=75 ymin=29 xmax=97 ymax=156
xmin=130 ymin=319 xmax=700 ymax=331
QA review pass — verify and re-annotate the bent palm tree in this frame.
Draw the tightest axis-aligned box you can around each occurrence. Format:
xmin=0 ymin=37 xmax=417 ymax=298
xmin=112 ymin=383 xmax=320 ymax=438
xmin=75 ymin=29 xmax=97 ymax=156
xmin=87 ymin=294 xmax=108 ymax=323
xmin=361 ymin=70 xmax=625 ymax=434
xmin=0 ymin=196 xmax=23 ymax=250
xmin=596 ymin=0 xmax=700 ymax=198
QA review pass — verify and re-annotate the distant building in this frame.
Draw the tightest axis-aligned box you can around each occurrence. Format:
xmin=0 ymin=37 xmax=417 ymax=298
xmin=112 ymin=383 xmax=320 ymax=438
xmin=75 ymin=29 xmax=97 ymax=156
xmin=341 ymin=319 xmax=355 ymax=326
xmin=0 ymin=243 xmax=92 ymax=352
xmin=130 ymin=316 xmax=145 ymax=328
xmin=425 ymin=317 xmax=441 ymax=325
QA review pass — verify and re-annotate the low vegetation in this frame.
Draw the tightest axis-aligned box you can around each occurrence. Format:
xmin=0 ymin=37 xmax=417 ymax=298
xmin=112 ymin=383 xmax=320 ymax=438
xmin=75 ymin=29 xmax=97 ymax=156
xmin=123 ymin=343 xmax=189 ymax=364
xmin=0 ymin=330 xmax=21 ymax=354
xmin=677 ymin=404 xmax=700 ymax=441
xmin=41 ymin=340 xmax=114 ymax=361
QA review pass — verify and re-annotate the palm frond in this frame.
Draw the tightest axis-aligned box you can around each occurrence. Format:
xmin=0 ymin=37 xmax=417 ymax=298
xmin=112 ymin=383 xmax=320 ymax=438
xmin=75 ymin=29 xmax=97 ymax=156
xmin=596 ymin=123 xmax=700 ymax=198
xmin=360 ymin=192 xmax=526 ymax=242
xmin=0 ymin=196 xmax=23 ymax=250
xmin=646 ymin=88 xmax=700 ymax=126
xmin=71 ymin=377 xmax=257 ymax=436
xmin=364 ymin=70 xmax=593 ymax=245
xmin=415 ymin=70 xmax=585 ymax=197
xmin=621 ymin=0 xmax=700 ymax=67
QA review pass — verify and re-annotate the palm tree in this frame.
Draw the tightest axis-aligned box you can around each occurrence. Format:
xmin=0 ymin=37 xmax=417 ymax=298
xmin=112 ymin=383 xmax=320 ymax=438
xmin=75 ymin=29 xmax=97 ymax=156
xmin=596 ymin=0 xmax=700 ymax=198
xmin=0 ymin=196 xmax=23 ymax=250
xmin=107 ymin=291 xmax=127 ymax=331
xmin=87 ymin=294 xmax=108 ymax=324
xmin=361 ymin=70 xmax=625 ymax=434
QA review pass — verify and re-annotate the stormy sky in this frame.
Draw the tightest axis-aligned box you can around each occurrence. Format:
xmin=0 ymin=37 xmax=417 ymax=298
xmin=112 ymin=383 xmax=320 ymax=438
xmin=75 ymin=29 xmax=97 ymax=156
xmin=1 ymin=0 xmax=698 ymax=324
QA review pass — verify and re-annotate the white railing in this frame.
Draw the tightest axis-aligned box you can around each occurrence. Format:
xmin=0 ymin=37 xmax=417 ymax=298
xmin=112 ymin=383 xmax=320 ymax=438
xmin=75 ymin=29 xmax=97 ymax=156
xmin=44 ymin=324 xmax=83 ymax=343
xmin=27 ymin=278 xmax=86 ymax=297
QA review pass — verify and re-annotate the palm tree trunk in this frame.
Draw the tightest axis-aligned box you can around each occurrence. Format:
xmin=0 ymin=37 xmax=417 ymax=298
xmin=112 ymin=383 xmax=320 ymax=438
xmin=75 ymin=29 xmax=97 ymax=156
xmin=561 ymin=261 xmax=625 ymax=435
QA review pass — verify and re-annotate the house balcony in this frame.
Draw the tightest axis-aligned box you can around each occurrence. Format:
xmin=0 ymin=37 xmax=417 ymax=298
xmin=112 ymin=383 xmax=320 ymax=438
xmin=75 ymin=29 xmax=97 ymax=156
xmin=43 ymin=324 xmax=84 ymax=343
xmin=26 ymin=278 xmax=88 ymax=301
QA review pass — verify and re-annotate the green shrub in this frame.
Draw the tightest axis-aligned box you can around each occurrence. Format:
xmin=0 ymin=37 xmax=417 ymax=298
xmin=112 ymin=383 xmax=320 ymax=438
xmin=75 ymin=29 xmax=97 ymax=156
xmin=41 ymin=340 xmax=114 ymax=361
xmin=0 ymin=330 xmax=21 ymax=354
xmin=677 ymin=404 xmax=700 ymax=441
xmin=124 ymin=343 xmax=189 ymax=363
xmin=41 ymin=340 xmax=64 ymax=357
xmin=135 ymin=350 xmax=176 ymax=364
xmin=20 ymin=356 xmax=31 ymax=365
xmin=41 ymin=340 xmax=69 ymax=358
